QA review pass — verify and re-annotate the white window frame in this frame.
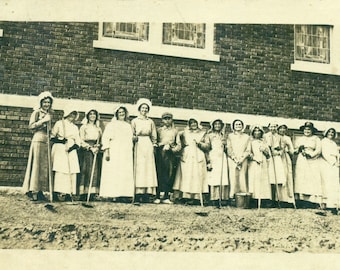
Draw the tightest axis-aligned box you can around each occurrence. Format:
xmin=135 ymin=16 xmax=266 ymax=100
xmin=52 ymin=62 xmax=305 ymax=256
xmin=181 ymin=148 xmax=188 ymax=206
xmin=93 ymin=22 xmax=220 ymax=62
xmin=291 ymin=24 xmax=340 ymax=76
xmin=102 ymin=22 xmax=149 ymax=41
xmin=162 ymin=23 xmax=205 ymax=49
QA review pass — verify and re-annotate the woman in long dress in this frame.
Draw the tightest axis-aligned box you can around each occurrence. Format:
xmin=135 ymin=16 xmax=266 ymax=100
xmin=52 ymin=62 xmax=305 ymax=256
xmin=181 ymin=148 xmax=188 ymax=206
xmin=22 ymin=91 xmax=53 ymax=201
xmin=277 ymin=124 xmax=295 ymax=206
xmin=320 ymin=127 xmax=339 ymax=212
xmin=131 ymin=98 xmax=158 ymax=203
xmin=51 ymin=107 xmax=80 ymax=202
xmin=205 ymin=118 xmax=229 ymax=206
xmin=99 ymin=106 xmax=134 ymax=202
xmin=78 ymin=109 xmax=102 ymax=201
xmin=226 ymin=119 xmax=251 ymax=199
xmin=248 ymin=125 xmax=272 ymax=207
xmin=173 ymin=116 xmax=211 ymax=204
xmin=294 ymin=122 xmax=323 ymax=207
xmin=263 ymin=122 xmax=290 ymax=206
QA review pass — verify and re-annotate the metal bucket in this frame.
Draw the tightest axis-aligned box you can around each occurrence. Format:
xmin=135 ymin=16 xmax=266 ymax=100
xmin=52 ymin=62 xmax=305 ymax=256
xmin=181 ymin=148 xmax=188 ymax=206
xmin=235 ymin=193 xmax=252 ymax=209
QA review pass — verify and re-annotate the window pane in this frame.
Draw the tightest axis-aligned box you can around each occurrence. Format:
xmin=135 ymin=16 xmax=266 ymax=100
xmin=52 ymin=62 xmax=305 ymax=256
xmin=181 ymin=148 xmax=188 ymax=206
xmin=162 ymin=23 xmax=206 ymax=49
xmin=294 ymin=25 xmax=330 ymax=64
xmin=103 ymin=22 xmax=149 ymax=41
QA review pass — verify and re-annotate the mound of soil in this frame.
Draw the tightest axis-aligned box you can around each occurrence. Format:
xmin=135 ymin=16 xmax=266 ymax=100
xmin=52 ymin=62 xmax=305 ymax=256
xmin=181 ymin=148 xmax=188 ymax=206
xmin=1 ymin=191 xmax=340 ymax=252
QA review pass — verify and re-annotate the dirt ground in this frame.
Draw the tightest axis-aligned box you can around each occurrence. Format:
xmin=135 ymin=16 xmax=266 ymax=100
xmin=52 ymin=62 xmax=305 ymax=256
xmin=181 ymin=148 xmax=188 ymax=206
xmin=1 ymin=190 xmax=340 ymax=253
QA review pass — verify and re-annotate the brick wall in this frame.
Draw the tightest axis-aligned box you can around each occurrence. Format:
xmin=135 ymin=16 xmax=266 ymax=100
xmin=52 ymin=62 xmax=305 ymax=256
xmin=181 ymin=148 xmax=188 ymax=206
xmin=0 ymin=22 xmax=339 ymax=186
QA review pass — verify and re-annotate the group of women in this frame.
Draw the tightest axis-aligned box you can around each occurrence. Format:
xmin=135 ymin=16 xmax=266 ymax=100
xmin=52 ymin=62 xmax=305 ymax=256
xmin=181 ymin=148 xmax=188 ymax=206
xmin=23 ymin=92 xmax=340 ymax=211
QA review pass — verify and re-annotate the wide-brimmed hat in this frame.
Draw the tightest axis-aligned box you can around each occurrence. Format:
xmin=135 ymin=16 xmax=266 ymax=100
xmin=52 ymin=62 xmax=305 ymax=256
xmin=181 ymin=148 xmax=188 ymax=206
xmin=299 ymin=122 xmax=317 ymax=133
xmin=136 ymin=98 xmax=152 ymax=111
xmin=250 ymin=125 xmax=264 ymax=136
xmin=323 ymin=127 xmax=337 ymax=139
xmin=277 ymin=123 xmax=288 ymax=130
xmin=63 ymin=106 xmax=79 ymax=120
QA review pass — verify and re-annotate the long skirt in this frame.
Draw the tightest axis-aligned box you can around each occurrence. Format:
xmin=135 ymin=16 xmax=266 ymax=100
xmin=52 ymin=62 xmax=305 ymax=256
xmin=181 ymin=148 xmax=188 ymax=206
xmin=100 ymin=146 xmax=134 ymax=198
xmin=22 ymin=141 xmax=49 ymax=193
xmin=78 ymin=148 xmax=101 ymax=195
xmin=173 ymin=148 xmax=209 ymax=200
xmin=294 ymin=155 xmax=323 ymax=204
xmin=210 ymin=186 xmax=229 ymax=201
xmin=228 ymin=158 xmax=248 ymax=198
xmin=54 ymin=172 xmax=77 ymax=194
xmin=52 ymin=144 xmax=79 ymax=195
xmin=276 ymin=153 xmax=295 ymax=204
xmin=320 ymin=160 xmax=340 ymax=208
xmin=134 ymin=136 xmax=157 ymax=195
xmin=207 ymin=148 xmax=229 ymax=200
xmin=248 ymin=161 xmax=271 ymax=200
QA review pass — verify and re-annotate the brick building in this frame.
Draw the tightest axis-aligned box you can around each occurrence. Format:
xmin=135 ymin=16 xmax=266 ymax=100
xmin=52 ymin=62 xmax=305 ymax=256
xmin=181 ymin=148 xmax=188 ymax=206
xmin=0 ymin=22 xmax=339 ymax=187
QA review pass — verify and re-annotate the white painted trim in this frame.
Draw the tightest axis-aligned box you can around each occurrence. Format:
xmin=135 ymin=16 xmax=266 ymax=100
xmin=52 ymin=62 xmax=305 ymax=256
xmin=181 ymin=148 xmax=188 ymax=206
xmin=1 ymin=93 xmax=339 ymax=131
xmin=291 ymin=25 xmax=340 ymax=76
xmin=0 ymin=29 xmax=3 ymax=37
xmin=93 ymin=22 xmax=220 ymax=62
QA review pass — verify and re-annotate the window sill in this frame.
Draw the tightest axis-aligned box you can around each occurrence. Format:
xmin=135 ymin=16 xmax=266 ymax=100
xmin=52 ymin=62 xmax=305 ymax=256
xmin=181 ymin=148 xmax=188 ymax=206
xmin=93 ymin=39 xmax=220 ymax=62
xmin=291 ymin=61 xmax=340 ymax=76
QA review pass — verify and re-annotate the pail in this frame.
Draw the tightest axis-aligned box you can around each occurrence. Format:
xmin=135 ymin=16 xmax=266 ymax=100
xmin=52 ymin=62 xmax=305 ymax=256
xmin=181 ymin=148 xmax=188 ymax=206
xmin=235 ymin=193 xmax=252 ymax=209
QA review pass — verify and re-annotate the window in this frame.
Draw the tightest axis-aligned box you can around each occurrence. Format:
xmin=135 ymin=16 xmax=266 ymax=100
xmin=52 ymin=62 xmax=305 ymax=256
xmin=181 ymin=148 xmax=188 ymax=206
xmin=163 ymin=23 xmax=205 ymax=48
xmin=103 ymin=22 xmax=149 ymax=41
xmin=291 ymin=24 xmax=340 ymax=76
xmin=93 ymin=22 xmax=219 ymax=62
xmin=294 ymin=25 xmax=330 ymax=64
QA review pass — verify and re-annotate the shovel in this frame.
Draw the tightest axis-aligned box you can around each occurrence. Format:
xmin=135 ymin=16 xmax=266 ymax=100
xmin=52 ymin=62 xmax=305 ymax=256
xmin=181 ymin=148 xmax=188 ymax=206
xmin=45 ymin=118 xmax=57 ymax=213
xmin=82 ymin=150 xmax=98 ymax=208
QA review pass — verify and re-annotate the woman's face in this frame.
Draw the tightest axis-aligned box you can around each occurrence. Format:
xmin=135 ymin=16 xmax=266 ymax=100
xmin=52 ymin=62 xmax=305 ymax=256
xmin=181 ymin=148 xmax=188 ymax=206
xmin=88 ymin=111 xmax=97 ymax=123
xmin=253 ymin=128 xmax=262 ymax=139
xmin=213 ymin=121 xmax=222 ymax=132
xmin=117 ymin=108 xmax=126 ymax=121
xmin=268 ymin=124 xmax=278 ymax=133
xmin=41 ymin=98 xmax=51 ymax=111
xmin=189 ymin=119 xmax=198 ymax=130
xmin=139 ymin=104 xmax=149 ymax=116
xmin=162 ymin=116 xmax=173 ymax=127
xmin=326 ymin=129 xmax=335 ymax=140
xmin=303 ymin=127 xmax=312 ymax=137
xmin=278 ymin=126 xmax=287 ymax=136
xmin=68 ymin=112 xmax=77 ymax=123
xmin=233 ymin=121 xmax=243 ymax=132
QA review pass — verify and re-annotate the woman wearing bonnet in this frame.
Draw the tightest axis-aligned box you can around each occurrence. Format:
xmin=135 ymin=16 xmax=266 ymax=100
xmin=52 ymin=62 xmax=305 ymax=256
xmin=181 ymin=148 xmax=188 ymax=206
xmin=131 ymin=98 xmax=158 ymax=203
xmin=23 ymin=91 xmax=53 ymax=201
xmin=205 ymin=118 xmax=229 ymax=206
xmin=172 ymin=115 xmax=210 ymax=205
xmin=78 ymin=109 xmax=102 ymax=201
xmin=226 ymin=119 xmax=251 ymax=200
xmin=99 ymin=106 xmax=134 ymax=202
xmin=50 ymin=106 xmax=80 ymax=202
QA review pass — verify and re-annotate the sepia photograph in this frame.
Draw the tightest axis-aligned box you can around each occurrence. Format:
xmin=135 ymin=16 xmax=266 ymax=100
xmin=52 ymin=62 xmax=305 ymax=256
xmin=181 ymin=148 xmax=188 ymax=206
xmin=0 ymin=0 xmax=340 ymax=269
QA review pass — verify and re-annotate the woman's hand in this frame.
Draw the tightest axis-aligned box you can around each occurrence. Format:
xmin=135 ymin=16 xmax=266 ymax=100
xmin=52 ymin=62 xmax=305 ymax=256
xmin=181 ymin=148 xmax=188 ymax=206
xmin=41 ymin=114 xmax=51 ymax=123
